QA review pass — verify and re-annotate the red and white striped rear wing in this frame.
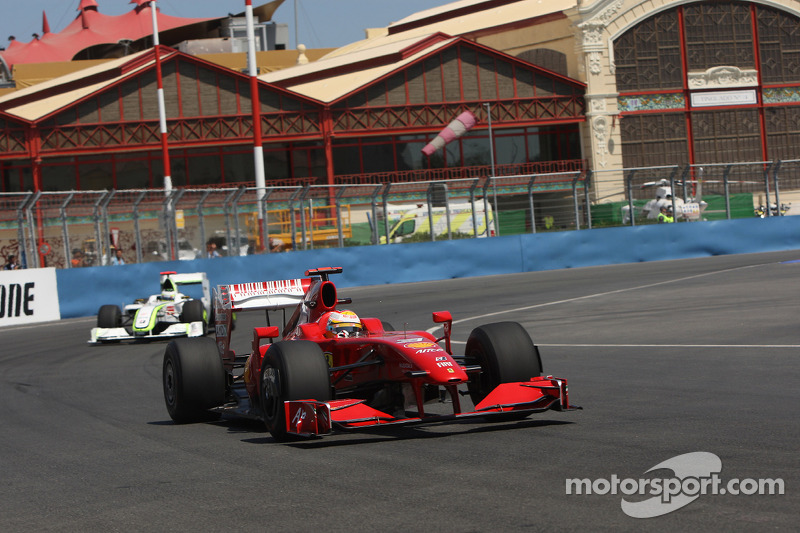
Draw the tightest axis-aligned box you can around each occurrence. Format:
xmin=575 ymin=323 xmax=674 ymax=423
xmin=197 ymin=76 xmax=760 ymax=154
xmin=214 ymin=278 xmax=312 ymax=311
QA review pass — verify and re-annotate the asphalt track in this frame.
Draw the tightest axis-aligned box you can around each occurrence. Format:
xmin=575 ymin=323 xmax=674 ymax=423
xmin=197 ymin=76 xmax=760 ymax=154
xmin=1 ymin=250 xmax=798 ymax=532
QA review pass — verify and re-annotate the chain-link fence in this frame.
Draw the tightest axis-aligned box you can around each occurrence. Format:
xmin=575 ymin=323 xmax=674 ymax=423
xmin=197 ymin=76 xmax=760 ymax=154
xmin=1 ymin=160 xmax=795 ymax=269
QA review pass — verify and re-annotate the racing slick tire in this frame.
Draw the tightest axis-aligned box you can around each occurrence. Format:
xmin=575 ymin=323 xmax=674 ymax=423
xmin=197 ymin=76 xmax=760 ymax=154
xmin=163 ymin=337 xmax=225 ymax=424
xmin=260 ymin=341 xmax=332 ymax=441
xmin=97 ymin=304 xmax=121 ymax=328
xmin=465 ymin=322 xmax=543 ymax=409
xmin=180 ymin=299 xmax=205 ymax=329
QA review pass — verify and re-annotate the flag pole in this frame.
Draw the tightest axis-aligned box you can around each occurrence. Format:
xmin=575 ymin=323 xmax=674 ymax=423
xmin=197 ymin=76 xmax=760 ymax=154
xmin=245 ymin=0 xmax=267 ymax=250
xmin=150 ymin=1 xmax=175 ymax=259
xmin=150 ymin=1 xmax=172 ymax=194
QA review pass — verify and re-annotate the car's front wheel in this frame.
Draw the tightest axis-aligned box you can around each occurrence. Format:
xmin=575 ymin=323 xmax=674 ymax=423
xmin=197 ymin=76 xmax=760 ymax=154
xmin=97 ymin=304 xmax=121 ymax=328
xmin=466 ymin=321 xmax=543 ymax=406
xmin=260 ymin=341 xmax=331 ymax=441
xmin=163 ymin=337 xmax=225 ymax=423
xmin=180 ymin=299 xmax=205 ymax=329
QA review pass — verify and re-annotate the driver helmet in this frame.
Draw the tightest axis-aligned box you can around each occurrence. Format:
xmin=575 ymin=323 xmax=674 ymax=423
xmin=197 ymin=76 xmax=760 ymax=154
xmin=161 ymin=278 xmax=177 ymax=300
xmin=325 ymin=310 xmax=363 ymax=338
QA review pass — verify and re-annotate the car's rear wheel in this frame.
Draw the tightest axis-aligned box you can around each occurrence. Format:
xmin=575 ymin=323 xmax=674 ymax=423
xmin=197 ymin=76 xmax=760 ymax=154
xmin=97 ymin=304 xmax=121 ymax=328
xmin=163 ymin=337 xmax=225 ymax=423
xmin=260 ymin=341 xmax=331 ymax=441
xmin=466 ymin=322 xmax=543 ymax=407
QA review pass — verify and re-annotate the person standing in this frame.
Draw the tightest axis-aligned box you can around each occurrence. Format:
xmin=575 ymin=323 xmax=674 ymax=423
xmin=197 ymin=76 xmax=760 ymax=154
xmin=111 ymin=248 xmax=126 ymax=265
xmin=4 ymin=254 xmax=20 ymax=270
xmin=658 ymin=205 xmax=674 ymax=224
xmin=206 ymin=242 xmax=221 ymax=258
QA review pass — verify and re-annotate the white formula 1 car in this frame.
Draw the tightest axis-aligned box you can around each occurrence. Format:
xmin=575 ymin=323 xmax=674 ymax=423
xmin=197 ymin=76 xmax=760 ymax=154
xmin=89 ymin=271 xmax=212 ymax=344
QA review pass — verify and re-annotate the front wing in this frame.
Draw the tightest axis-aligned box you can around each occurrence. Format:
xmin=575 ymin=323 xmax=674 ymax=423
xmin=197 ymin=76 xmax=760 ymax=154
xmin=283 ymin=376 xmax=578 ymax=438
xmin=88 ymin=321 xmax=205 ymax=344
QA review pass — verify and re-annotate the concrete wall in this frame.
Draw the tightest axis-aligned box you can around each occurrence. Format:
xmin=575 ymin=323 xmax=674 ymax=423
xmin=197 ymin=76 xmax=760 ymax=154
xmin=58 ymin=216 xmax=800 ymax=319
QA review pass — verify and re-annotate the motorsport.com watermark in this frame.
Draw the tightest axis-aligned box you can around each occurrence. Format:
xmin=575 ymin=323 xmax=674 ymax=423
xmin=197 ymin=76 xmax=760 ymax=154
xmin=566 ymin=452 xmax=784 ymax=518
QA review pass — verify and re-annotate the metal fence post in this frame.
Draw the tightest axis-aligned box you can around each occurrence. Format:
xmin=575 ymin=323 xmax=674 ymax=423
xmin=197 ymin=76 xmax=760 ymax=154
xmin=380 ymin=184 xmax=391 ymax=245
xmin=626 ymin=169 xmax=636 ymax=226
xmin=221 ymin=189 xmax=237 ymax=257
xmin=195 ymin=190 xmax=211 ymax=257
xmin=15 ymin=194 xmax=31 ymax=268
xmin=92 ymin=192 xmax=108 ymax=266
xmin=160 ymin=191 xmax=171 ymax=262
xmin=469 ymin=178 xmax=480 ymax=237
xmin=59 ymin=193 xmax=75 ymax=267
xmin=679 ymin=165 xmax=692 ymax=205
xmin=762 ymin=161 xmax=774 ymax=217
xmin=297 ymin=186 xmax=311 ymax=250
xmin=307 ymin=196 xmax=315 ymax=250
xmin=231 ymin=186 xmax=246 ymax=256
xmin=571 ymin=172 xmax=581 ymax=230
xmin=773 ymin=159 xmax=783 ymax=215
xmin=25 ymin=191 xmax=43 ymax=268
xmin=722 ymin=165 xmax=732 ymax=219
xmin=170 ymin=189 xmax=185 ymax=259
xmin=17 ymin=192 xmax=38 ymax=269
xmin=260 ymin=188 xmax=273 ymax=253
xmin=101 ymin=190 xmax=116 ymax=263
xmin=482 ymin=178 xmax=493 ymax=236
xmin=527 ymin=176 xmax=537 ymax=233
xmin=426 ymin=185 xmax=436 ymax=242
xmin=131 ymin=191 xmax=147 ymax=264
xmin=160 ymin=190 xmax=178 ymax=262
xmin=667 ymin=166 xmax=679 ymax=220
xmin=287 ymin=188 xmax=303 ymax=251
xmin=583 ymin=170 xmax=593 ymax=230
xmin=335 ymin=186 xmax=347 ymax=248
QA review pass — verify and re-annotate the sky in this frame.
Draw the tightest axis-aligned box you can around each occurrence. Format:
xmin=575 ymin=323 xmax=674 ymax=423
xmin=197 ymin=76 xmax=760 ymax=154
xmin=0 ymin=0 xmax=460 ymax=51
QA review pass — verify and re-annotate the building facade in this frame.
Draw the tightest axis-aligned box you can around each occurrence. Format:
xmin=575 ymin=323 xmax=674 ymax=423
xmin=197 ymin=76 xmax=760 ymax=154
xmin=2 ymin=0 xmax=800 ymax=203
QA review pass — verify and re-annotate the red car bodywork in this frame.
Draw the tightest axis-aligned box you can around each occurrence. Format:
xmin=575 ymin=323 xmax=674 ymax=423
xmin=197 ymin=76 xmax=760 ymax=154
xmin=166 ymin=267 xmax=577 ymax=439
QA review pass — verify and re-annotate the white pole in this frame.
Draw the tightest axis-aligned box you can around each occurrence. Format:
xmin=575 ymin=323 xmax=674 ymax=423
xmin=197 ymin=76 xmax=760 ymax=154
xmin=245 ymin=0 xmax=267 ymax=249
xmin=150 ymin=1 xmax=172 ymax=194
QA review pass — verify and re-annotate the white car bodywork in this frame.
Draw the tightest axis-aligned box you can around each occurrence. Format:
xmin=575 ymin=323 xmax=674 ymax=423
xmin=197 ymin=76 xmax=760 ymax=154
xmin=89 ymin=271 xmax=211 ymax=344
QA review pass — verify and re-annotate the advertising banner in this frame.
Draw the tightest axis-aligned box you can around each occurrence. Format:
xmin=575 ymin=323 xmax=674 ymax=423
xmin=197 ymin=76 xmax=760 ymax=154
xmin=0 ymin=268 xmax=61 ymax=327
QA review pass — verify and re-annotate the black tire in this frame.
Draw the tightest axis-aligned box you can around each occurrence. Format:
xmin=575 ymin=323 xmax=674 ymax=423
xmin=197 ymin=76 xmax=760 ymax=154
xmin=260 ymin=341 xmax=332 ymax=441
xmin=163 ymin=337 xmax=225 ymax=424
xmin=466 ymin=322 xmax=543 ymax=406
xmin=97 ymin=304 xmax=121 ymax=328
xmin=180 ymin=299 xmax=205 ymax=325
xmin=381 ymin=321 xmax=394 ymax=332
xmin=207 ymin=307 xmax=216 ymax=335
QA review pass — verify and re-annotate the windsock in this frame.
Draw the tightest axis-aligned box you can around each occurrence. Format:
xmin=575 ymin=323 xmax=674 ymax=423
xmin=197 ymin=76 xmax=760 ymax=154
xmin=421 ymin=111 xmax=477 ymax=156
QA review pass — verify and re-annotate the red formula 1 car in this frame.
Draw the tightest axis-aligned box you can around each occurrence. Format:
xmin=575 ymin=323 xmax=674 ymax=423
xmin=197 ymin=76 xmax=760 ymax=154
xmin=162 ymin=267 xmax=578 ymax=441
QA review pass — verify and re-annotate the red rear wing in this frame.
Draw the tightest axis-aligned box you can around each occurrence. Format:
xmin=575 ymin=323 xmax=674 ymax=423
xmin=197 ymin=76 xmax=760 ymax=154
xmin=215 ymin=278 xmax=312 ymax=311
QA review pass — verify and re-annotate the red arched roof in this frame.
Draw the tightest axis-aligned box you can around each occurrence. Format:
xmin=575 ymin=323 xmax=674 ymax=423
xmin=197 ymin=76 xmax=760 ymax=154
xmin=0 ymin=1 xmax=215 ymax=72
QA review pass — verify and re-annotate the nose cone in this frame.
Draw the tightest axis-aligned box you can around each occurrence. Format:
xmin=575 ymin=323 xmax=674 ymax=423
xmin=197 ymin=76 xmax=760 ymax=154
xmin=411 ymin=344 xmax=467 ymax=382
xmin=429 ymin=361 xmax=468 ymax=383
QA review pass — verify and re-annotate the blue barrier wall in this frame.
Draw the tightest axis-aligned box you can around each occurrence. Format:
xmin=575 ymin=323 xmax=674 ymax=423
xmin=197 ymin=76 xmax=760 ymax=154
xmin=57 ymin=216 xmax=800 ymax=319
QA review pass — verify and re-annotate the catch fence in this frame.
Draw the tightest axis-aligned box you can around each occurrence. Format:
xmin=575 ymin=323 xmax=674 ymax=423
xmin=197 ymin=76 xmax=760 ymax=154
xmin=1 ymin=159 xmax=797 ymax=269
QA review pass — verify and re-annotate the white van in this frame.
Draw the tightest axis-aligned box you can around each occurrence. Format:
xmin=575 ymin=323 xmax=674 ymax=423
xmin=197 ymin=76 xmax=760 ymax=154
xmin=377 ymin=201 xmax=495 ymax=243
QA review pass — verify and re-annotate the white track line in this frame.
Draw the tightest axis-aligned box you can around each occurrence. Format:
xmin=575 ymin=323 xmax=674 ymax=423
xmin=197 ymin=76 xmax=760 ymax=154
xmin=427 ymin=263 xmax=768 ymax=334
xmin=446 ymin=340 xmax=800 ymax=348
